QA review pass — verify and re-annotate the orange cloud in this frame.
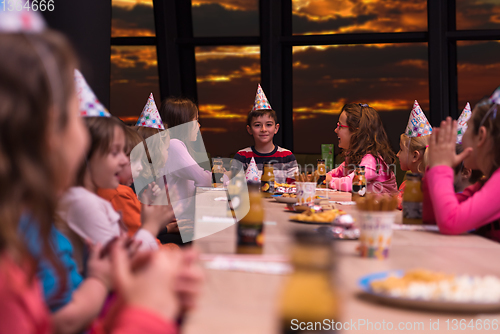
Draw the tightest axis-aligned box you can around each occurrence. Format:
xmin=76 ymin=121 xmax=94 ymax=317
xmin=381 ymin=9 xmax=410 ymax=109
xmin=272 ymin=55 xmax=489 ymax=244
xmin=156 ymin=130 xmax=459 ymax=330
xmin=192 ymin=0 xmax=257 ymax=11
xmin=196 ymin=46 xmax=260 ymax=60
xmin=111 ymin=46 xmax=158 ymax=71
xmin=198 ymin=104 xmax=247 ymax=121
xmin=113 ymin=0 xmax=152 ymax=8
xmin=293 ymin=0 xmax=427 ymax=35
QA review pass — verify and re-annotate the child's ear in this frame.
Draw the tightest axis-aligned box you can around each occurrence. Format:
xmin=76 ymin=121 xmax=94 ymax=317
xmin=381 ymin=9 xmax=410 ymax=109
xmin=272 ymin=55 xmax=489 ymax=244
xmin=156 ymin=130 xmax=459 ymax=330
xmin=477 ymin=126 xmax=488 ymax=147
xmin=412 ymin=150 xmax=421 ymax=163
xmin=274 ymin=123 xmax=280 ymax=134
xmin=462 ymin=167 xmax=472 ymax=179
xmin=246 ymin=125 xmax=253 ymax=136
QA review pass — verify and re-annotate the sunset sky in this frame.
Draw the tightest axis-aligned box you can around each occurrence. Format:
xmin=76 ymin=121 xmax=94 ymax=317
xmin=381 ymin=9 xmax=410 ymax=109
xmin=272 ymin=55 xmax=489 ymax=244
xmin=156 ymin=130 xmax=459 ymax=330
xmin=110 ymin=0 xmax=500 ymax=157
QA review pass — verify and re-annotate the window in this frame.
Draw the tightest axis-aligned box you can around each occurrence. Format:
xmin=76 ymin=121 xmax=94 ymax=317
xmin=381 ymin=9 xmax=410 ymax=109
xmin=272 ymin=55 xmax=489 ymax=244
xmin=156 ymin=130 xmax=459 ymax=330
xmin=112 ymin=0 xmax=155 ymax=37
xmin=293 ymin=43 xmax=429 ymax=153
xmin=195 ymin=46 xmax=260 ymax=157
xmin=456 ymin=0 xmax=500 ymax=30
xmin=292 ymin=0 xmax=427 ymax=35
xmin=192 ymin=0 xmax=259 ymax=37
xmin=110 ymin=46 xmax=160 ymax=123
xmin=457 ymin=40 xmax=500 ymax=109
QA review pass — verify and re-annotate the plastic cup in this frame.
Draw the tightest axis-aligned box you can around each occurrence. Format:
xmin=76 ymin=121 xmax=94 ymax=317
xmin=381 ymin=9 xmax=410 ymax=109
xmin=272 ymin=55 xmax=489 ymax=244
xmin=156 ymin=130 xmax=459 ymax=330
xmin=358 ymin=211 xmax=396 ymax=259
xmin=295 ymin=182 xmax=316 ymax=205
xmin=274 ymin=171 xmax=286 ymax=185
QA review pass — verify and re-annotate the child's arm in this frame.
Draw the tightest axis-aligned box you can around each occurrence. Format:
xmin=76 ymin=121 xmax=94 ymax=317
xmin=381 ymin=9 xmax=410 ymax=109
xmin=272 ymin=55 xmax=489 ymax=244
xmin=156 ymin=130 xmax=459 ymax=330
xmin=326 ymin=162 xmax=345 ymax=178
xmin=427 ymin=165 xmax=500 ymax=234
xmin=167 ymin=140 xmax=211 ymax=187
xmin=51 ymin=243 xmax=111 ymax=334
xmin=328 ymin=155 xmax=380 ymax=191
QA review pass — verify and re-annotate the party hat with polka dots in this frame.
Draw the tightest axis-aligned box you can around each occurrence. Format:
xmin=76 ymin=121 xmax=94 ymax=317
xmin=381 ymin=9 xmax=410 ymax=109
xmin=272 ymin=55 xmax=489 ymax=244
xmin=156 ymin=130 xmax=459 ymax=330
xmin=405 ymin=100 xmax=432 ymax=137
xmin=136 ymin=93 xmax=165 ymax=129
xmin=251 ymin=84 xmax=272 ymax=111
xmin=456 ymin=102 xmax=471 ymax=144
xmin=74 ymin=69 xmax=110 ymax=117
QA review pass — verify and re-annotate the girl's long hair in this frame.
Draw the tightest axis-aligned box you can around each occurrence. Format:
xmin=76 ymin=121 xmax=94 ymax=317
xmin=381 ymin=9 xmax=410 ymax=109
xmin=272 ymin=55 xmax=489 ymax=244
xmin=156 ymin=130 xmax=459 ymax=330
xmin=0 ymin=31 xmax=75 ymax=295
xmin=471 ymin=97 xmax=500 ymax=181
xmin=342 ymin=103 xmax=396 ymax=172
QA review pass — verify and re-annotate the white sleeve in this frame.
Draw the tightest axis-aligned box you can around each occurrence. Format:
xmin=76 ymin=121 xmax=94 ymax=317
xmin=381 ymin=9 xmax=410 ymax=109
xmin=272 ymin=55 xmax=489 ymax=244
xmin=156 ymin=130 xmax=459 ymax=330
xmin=134 ymin=229 xmax=159 ymax=251
xmin=66 ymin=197 xmax=121 ymax=246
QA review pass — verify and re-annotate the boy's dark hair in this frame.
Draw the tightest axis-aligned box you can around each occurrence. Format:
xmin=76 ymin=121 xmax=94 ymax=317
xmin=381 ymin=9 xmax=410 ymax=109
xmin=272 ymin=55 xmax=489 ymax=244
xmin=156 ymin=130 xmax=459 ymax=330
xmin=454 ymin=144 xmax=483 ymax=184
xmin=247 ymin=109 xmax=278 ymax=126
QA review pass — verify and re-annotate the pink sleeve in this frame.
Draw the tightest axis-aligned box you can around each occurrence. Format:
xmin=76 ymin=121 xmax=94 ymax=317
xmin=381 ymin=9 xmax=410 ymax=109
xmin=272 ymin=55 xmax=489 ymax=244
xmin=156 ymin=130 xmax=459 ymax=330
xmin=110 ymin=307 xmax=177 ymax=334
xmin=426 ymin=165 xmax=500 ymax=235
xmin=327 ymin=162 xmax=345 ymax=178
xmin=328 ymin=155 xmax=380 ymax=191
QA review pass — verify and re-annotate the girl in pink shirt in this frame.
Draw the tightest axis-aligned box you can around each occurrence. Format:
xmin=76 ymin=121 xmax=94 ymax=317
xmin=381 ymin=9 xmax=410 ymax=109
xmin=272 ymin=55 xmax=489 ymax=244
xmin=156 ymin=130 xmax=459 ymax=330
xmin=327 ymin=103 xmax=398 ymax=194
xmin=426 ymin=93 xmax=500 ymax=242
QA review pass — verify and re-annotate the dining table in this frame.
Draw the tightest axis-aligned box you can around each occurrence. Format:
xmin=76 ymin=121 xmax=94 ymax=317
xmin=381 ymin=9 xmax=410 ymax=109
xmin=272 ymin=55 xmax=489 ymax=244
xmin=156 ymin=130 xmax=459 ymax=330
xmin=183 ymin=188 xmax=500 ymax=334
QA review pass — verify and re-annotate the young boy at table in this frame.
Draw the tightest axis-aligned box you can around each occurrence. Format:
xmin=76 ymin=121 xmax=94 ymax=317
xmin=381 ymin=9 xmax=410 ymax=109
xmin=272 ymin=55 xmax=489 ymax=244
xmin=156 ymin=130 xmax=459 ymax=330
xmin=232 ymin=84 xmax=298 ymax=182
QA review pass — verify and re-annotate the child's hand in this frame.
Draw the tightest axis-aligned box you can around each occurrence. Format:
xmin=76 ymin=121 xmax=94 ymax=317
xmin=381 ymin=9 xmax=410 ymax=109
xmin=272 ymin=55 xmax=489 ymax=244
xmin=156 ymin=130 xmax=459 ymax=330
xmin=175 ymin=247 xmax=204 ymax=312
xmin=86 ymin=242 xmax=113 ymax=290
xmin=325 ymin=174 xmax=332 ymax=187
xmin=428 ymin=117 xmax=472 ymax=169
xmin=141 ymin=203 xmax=176 ymax=237
xmin=111 ymin=236 xmax=182 ymax=322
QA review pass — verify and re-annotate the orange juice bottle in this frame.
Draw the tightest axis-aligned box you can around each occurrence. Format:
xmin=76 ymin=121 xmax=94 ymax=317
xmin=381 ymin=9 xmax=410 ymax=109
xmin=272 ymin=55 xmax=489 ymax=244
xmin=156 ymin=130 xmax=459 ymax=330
xmin=237 ymin=182 xmax=264 ymax=254
xmin=317 ymin=159 xmax=326 ymax=188
xmin=260 ymin=162 xmax=275 ymax=198
xmin=352 ymin=166 xmax=367 ymax=199
xmin=402 ymin=173 xmax=423 ymax=224
xmin=279 ymin=231 xmax=339 ymax=333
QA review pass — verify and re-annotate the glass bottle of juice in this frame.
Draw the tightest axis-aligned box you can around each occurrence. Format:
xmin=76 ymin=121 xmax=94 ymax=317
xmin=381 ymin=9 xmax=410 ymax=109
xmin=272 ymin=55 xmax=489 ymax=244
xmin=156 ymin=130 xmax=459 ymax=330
xmin=317 ymin=159 xmax=326 ymax=188
xmin=351 ymin=165 xmax=367 ymax=199
xmin=211 ymin=157 xmax=224 ymax=188
xmin=237 ymin=182 xmax=264 ymax=254
xmin=279 ymin=230 xmax=339 ymax=333
xmin=402 ymin=173 xmax=423 ymax=224
xmin=260 ymin=162 xmax=275 ymax=198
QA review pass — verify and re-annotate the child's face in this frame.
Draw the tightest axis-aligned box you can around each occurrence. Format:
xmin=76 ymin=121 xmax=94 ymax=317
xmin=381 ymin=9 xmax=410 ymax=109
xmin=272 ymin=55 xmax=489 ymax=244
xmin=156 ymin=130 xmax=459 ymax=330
xmin=397 ymin=140 xmax=410 ymax=171
xmin=334 ymin=112 xmax=352 ymax=149
xmin=89 ymin=126 xmax=128 ymax=189
xmin=117 ymin=156 xmax=134 ymax=186
xmin=247 ymin=114 xmax=279 ymax=145
xmin=131 ymin=153 xmax=144 ymax=180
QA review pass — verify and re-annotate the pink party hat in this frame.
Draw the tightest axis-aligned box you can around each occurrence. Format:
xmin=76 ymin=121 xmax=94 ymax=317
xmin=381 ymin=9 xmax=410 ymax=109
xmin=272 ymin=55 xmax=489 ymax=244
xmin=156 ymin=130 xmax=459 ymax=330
xmin=0 ymin=10 xmax=45 ymax=33
xmin=405 ymin=100 xmax=432 ymax=137
xmin=245 ymin=157 xmax=260 ymax=182
xmin=456 ymin=102 xmax=471 ymax=144
xmin=136 ymin=93 xmax=165 ymax=129
xmin=251 ymin=84 xmax=272 ymax=111
xmin=74 ymin=70 xmax=110 ymax=117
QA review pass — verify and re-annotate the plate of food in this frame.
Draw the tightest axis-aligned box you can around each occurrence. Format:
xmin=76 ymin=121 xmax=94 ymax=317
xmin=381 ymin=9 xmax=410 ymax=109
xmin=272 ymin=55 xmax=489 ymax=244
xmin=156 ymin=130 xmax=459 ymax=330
xmin=359 ymin=269 xmax=500 ymax=312
xmin=274 ymin=194 xmax=327 ymax=205
xmin=289 ymin=209 xmax=346 ymax=224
